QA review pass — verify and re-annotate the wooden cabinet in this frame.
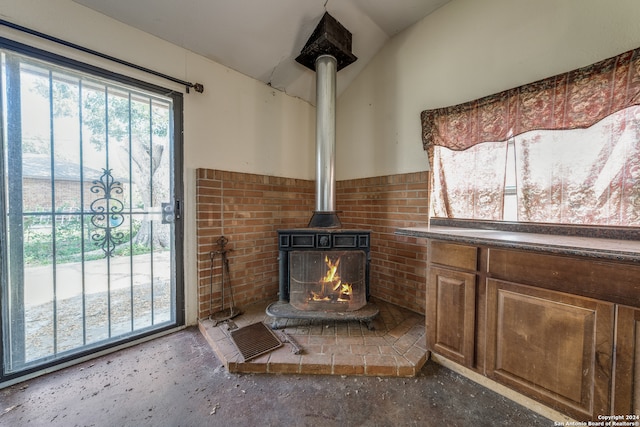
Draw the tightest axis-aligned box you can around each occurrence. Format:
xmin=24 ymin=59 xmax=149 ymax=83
xmin=486 ymin=279 xmax=613 ymax=420
xmin=426 ymin=239 xmax=640 ymax=421
xmin=614 ymin=305 xmax=640 ymax=415
xmin=426 ymin=241 xmax=478 ymax=367
xmin=427 ymin=266 xmax=475 ymax=366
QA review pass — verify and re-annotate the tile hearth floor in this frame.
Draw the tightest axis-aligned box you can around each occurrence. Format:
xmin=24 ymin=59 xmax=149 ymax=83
xmin=198 ymin=298 xmax=428 ymax=377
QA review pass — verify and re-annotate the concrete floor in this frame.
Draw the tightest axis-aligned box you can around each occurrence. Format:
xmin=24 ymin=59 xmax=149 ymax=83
xmin=0 ymin=327 xmax=551 ymax=427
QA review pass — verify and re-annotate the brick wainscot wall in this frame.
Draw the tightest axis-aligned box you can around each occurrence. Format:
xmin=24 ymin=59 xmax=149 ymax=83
xmin=196 ymin=169 xmax=429 ymax=319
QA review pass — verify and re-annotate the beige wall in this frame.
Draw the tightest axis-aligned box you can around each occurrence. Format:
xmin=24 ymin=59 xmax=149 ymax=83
xmin=0 ymin=0 xmax=316 ymax=178
xmin=336 ymin=0 xmax=640 ymax=179
xmin=0 ymin=0 xmax=315 ymax=325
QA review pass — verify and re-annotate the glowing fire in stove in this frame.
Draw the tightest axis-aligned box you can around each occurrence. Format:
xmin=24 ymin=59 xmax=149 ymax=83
xmin=310 ymin=256 xmax=353 ymax=303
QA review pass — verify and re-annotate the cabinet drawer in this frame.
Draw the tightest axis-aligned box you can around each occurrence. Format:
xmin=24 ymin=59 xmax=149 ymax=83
xmin=487 ymin=248 xmax=640 ymax=306
xmin=429 ymin=241 xmax=477 ymax=271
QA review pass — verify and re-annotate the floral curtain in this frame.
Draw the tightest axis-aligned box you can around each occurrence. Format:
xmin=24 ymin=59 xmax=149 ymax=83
xmin=421 ymin=47 xmax=640 ymax=153
xmin=514 ymin=106 xmax=640 ymax=226
xmin=422 ymin=46 xmax=640 ymax=224
xmin=431 ymin=142 xmax=507 ymax=220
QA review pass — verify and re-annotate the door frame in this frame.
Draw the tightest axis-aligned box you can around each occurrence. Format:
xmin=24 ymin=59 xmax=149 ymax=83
xmin=0 ymin=38 xmax=185 ymax=385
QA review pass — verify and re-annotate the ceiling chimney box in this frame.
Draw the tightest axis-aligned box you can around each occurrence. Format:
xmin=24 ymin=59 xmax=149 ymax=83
xmin=295 ymin=12 xmax=357 ymax=72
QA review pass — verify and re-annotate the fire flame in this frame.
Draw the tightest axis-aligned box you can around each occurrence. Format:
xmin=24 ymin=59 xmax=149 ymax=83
xmin=310 ymin=256 xmax=353 ymax=302
xmin=322 ymin=256 xmax=339 ymax=284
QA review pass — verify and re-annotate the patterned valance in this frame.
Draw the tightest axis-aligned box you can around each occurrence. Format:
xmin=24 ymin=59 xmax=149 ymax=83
xmin=421 ymin=47 xmax=640 ymax=151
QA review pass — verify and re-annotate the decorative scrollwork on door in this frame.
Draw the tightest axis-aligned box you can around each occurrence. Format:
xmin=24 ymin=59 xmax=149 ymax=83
xmin=90 ymin=168 xmax=125 ymax=257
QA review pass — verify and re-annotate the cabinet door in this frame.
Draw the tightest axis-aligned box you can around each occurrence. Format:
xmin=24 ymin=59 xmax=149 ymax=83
xmin=486 ymin=279 xmax=614 ymax=420
xmin=427 ymin=266 xmax=476 ymax=367
xmin=614 ymin=305 xmax=640 ymax=415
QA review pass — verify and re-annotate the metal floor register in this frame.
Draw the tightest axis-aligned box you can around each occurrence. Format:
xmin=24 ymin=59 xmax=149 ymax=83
xmin=229 ymin=322 xmax=283 ymax=361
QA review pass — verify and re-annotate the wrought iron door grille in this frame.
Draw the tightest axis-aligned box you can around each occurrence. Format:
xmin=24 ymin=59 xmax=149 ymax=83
xmin=0 ymin=45 xmax=184 ymax=381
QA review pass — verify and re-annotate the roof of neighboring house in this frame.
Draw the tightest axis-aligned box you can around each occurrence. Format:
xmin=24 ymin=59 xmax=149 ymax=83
xmin=21 ymin=153 xmax=125 ymax=183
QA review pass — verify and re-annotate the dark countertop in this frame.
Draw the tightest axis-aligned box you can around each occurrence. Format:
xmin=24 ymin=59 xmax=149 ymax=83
xmin=396 ymin=224 xmax=640 ymax=263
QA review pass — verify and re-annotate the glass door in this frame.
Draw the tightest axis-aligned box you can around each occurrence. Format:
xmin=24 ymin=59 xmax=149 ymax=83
xmin=0 ymin=47 xmax=183 ymax=380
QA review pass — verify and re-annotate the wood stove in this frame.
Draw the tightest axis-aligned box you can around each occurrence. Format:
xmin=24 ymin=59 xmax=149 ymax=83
xmin=267 ymin=228 xmax=378 ymax=328
xmin=266 ymin=13 xmax=378 ymax=328
xmin=278 ymin=229 xmax=370 ymax=309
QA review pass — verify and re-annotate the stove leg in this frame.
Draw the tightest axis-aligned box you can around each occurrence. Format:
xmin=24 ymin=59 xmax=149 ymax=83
xmin=362 ymin=319 xmax=375 ymax=331
xmin=270 ymin=317 xmax=286 ymax=329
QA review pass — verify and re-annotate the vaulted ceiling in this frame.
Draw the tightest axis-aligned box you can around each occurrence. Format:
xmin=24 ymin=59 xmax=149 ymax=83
xmin=73 ymin=0 xmax=450 ymax=104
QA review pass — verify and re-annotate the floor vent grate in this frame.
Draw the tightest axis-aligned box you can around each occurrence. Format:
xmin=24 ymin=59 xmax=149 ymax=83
xmin=229 ymin=322 xmax=282 ymax=361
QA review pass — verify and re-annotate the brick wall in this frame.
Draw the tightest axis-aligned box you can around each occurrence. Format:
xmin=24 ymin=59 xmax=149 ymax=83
xmin=336 ymin=172 xmax=430 ymax=314
xmin=196 ymin=169 xmax=314 ymax=319
xmin=196 ymin=169 xmax=429 ymax=319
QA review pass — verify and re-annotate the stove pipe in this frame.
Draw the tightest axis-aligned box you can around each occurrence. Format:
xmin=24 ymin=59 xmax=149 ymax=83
xmin=295 ymin=12 xmax=357 ymax=228
xmin=310 ymin=54 xmax=339 ymax=227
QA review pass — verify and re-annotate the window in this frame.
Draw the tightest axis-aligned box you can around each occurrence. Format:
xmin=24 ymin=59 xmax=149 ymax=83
xmin=503 ymin=140 xmax=517 ymax=221
xmin=431 ymin=106 xmax=640 ymax=226
xmin=431 ymin=141 xmax=507 ymax=220
xmin=422 ymin=46 xmax=640 ymax=227
xmin=513 ymin=106 xmax=640 ymax=225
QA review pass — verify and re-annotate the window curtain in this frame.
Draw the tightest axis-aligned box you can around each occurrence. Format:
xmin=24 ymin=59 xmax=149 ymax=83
xmin=421 ymin=47 xmax=640 ymax=222
xmin=431 ymin=141 xmax=507 ymax=219
xmin=514 ymin=106 xmax=640 ymax=225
